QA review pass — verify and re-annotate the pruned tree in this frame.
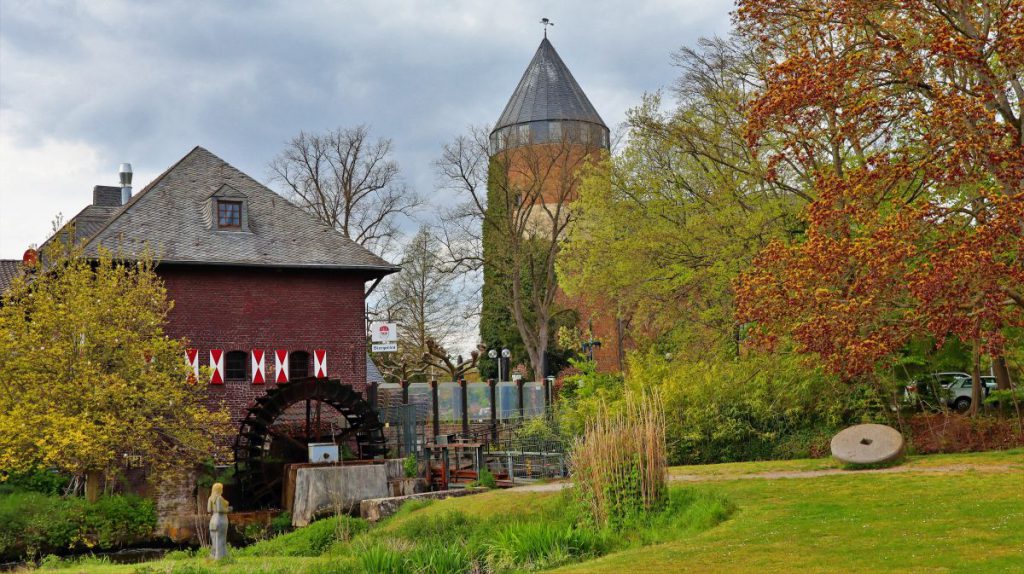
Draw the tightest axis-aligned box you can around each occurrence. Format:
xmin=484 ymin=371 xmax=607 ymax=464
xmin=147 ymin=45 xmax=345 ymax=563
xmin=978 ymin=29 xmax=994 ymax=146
xmin=269 ymin=125 xmax=422 ymax=256
xmin=422 ymin=338 xmax=485 ymax=381
xmin=372 ymin=226 xmax=465 ymax=379
xmin=0 ymin=237 xmax=230 ymax=501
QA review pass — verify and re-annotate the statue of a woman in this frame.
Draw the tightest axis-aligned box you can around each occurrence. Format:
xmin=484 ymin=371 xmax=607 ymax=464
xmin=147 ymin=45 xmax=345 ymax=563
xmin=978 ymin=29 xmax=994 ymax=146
xmin=207 ymin=482 xmax=231 ymax=560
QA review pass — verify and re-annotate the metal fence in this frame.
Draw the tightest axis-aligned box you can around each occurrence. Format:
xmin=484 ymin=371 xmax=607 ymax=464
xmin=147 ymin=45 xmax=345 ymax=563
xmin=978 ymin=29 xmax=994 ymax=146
xmin=372 ymin=380 xmax=567 ymax=486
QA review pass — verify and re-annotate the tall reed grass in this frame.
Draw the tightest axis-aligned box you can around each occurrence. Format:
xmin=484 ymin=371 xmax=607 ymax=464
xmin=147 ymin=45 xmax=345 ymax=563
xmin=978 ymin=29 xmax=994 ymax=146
xmin=569 ymin=392 xmax=667 ymax=528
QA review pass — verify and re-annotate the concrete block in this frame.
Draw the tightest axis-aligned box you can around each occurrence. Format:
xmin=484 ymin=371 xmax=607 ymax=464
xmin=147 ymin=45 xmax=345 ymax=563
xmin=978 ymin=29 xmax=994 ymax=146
xmin=291 ymin=465 xmax=390 ymax=527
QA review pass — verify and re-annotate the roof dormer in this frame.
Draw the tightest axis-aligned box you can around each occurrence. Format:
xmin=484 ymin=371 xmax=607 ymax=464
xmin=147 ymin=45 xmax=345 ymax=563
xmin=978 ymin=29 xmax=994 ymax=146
xmin=205 ymin=184 xmax=251 ymax=232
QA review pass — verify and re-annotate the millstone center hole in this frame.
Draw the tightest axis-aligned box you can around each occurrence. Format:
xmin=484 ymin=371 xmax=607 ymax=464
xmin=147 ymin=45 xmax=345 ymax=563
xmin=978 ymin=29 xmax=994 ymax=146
xmin=860 ymin=438 xmax=873 ymax=445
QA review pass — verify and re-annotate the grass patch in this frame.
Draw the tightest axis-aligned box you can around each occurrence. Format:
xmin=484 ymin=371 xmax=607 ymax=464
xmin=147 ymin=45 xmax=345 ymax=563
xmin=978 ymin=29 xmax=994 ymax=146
xmin=32 ymin=450 xmax=1023 ymax=573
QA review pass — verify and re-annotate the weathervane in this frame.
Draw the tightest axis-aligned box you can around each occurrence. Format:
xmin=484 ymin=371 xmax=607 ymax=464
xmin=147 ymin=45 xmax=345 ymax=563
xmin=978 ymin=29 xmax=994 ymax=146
xmin=540 ymin=17 xmax=554 ymax=38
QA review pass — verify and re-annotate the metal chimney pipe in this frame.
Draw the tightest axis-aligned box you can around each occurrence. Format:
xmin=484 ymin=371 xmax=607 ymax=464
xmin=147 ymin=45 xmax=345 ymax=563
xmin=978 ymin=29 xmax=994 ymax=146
xmin=119 ymin=163 xmax=133 ymax=205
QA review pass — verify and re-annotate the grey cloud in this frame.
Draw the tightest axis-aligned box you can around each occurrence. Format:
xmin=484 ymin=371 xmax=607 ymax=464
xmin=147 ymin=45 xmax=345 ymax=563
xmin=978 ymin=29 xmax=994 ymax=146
xmin=0 ymin=0 xmax=731 ymax=257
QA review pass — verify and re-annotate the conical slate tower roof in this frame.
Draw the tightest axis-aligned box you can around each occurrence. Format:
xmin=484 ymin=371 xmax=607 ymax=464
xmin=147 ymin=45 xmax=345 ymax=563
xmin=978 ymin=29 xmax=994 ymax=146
xmin=490 ymin=38 xmax=609 ymax=153
xmin=495 ymin=38 xmax=607 ymax=131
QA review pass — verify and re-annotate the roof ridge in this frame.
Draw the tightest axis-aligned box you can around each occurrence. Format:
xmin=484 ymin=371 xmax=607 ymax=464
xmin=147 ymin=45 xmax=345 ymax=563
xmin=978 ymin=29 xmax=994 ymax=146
xmin=79 ymin=146 xmax=206 ymax=251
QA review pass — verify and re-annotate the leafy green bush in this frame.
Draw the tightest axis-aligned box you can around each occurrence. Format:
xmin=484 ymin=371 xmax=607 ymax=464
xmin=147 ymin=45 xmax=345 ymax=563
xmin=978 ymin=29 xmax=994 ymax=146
xmin=0 ymin=468 xmax=68 ymax=496
xmin=602 ymin=351 xmax=877 ymax=464
xmin=468 ymin=468 xmax=498 ymax=489
xmin=0 ymin=492 xmax=156 ymax=561
xmin=403 ymin=455 xmax=419 ymax=479
xmin=269 ymin=511 xmax=292 ymax=535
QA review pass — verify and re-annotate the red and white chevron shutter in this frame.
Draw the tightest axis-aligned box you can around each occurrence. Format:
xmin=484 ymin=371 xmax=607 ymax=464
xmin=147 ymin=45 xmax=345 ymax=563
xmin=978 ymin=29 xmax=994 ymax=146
xmin=210 ymin=349 xmax=224 ymax=385
xmin=275 ymin=349 xmax=289 ymax=383
xmin=186 ymin=348 xmax=199 ymax=383
xmin=314 ymin=349 xmax=327 ymax=378
xmin=251 ymin=349 xmax=266 ymax=385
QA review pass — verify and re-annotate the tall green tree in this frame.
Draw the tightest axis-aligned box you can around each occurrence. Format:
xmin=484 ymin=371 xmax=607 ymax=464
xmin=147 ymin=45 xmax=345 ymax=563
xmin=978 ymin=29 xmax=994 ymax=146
xmin=560 ymin=38 xmax=806 ymax=358
xmin=0 ymin=239 xmax=229 ymax=500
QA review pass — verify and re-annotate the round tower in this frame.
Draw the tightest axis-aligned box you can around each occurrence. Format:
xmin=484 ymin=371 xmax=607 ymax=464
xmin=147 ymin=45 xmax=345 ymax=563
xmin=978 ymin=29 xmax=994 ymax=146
xmin=481 ymin=36 xmax=623 ymax=378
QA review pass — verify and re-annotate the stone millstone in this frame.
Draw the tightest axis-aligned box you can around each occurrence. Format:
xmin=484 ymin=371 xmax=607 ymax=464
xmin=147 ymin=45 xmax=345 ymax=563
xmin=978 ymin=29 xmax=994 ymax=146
xmin=830 ymin=424 xmax=904 ymax=465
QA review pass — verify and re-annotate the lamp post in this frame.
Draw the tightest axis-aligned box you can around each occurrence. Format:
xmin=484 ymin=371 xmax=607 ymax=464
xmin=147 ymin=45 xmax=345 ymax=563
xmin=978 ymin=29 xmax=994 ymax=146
xmin=488 ymin=349 xmax=499 ymax=382
xmin=501 ymin=348 xmax=511 ymax=383
xmin=581 ymin=319 xmax=602 ymax=362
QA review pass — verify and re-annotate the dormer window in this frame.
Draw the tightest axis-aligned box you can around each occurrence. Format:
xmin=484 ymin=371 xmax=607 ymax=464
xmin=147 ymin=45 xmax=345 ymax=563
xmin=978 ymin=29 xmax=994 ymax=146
xmin=217 ymin=201 xmax=242 ymax=229
xmin=206 ymin=185 xmax=250 ymax=232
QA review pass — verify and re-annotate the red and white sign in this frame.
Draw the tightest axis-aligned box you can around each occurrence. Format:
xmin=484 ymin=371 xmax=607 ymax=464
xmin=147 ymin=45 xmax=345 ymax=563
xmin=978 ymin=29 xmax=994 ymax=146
xmin=209 ymin=349 xmax=224 ymax=385
xmin=186 ymin=348 xmax=199 ymax=382
xmin=370 ymin=322 xmax=398 ymax=343
xmin=314 ymin=349 xmax=327 ymax=378
xmin=275 ymin=349 xmax=289 ymax=383
xmin=251 ymin=349 xmax=266 ymax=385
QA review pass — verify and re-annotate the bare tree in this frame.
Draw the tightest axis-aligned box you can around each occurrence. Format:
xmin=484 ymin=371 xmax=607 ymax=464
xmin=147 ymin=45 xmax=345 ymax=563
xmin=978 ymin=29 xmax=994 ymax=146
xmin=435 ymin=126 xmax=492 ymax=275
xmin=436 ymin=126 xmax=601 ymax=381
xmin=268 ymin=125 xmax=422 ymax=255
xmin=373 ymin=226 xmax=464 ymax=378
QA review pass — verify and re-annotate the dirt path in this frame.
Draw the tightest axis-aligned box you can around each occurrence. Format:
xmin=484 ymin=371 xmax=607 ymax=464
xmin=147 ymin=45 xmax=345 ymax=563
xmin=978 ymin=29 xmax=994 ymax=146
xmin=509 ymin=462 xmax=1022 ymax=492
xmin=669 ymin=462 xmax=1021 ymax=482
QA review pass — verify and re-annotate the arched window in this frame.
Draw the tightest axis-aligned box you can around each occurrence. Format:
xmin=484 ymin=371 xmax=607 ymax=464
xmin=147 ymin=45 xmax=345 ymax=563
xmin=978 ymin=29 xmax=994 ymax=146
xmin=290 ymin=351 xmax=310 ymax=379
xmin=225 ymin=351 xmax=247 ymax=380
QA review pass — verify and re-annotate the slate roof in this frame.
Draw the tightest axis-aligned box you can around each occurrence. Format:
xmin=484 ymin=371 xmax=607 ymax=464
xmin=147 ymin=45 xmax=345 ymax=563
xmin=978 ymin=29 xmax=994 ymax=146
xmin=0 ymin=260 xmax=22 ymax=294
xmin=64 ymin=205 xmax=122 ymax=244
xmin=81 ymin=146 xmax=399 ymax=274
xmin=493 ymin=38 xmax=607 ymax=132
xmin=366 ymin=354 xmax=385 ymax=383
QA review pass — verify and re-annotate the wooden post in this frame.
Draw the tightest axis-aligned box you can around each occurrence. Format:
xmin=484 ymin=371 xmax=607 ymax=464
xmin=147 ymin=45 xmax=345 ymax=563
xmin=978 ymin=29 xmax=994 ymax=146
xmin=430 ymin=379 xmax=440 ymax=439
xmin=488 ymin=378 xmax=498 ymax=442
xmin=401 ymin=379 xmax=409 ymax=405
xmin=516 ymin=379 xmax=525 ymax=418
xmin=459 ymin=378 xmax=469 ymax=436
xmin=543 ymin=376 xmax=552 ymax=409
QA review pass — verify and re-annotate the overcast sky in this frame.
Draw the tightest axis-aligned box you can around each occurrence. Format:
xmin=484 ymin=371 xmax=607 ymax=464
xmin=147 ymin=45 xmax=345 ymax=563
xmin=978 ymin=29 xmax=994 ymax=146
xmin=0 ymin=0 xmax=733 ymax=259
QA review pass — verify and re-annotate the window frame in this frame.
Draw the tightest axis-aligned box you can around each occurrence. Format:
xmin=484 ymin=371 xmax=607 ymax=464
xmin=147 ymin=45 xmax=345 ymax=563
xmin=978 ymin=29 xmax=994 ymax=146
xmin=217 ymin=200 xmax=243 ymax=229
xmin=224 ymin=350 xmax=248 ymax=380
xmin=290 ymin=351 xmax=310 ymax=379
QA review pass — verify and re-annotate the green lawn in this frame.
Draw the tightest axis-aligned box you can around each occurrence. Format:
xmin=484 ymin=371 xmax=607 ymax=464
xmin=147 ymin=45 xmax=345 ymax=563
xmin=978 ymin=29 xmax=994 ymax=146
xmin=32 ymin=449 xmax=1024 ymax=573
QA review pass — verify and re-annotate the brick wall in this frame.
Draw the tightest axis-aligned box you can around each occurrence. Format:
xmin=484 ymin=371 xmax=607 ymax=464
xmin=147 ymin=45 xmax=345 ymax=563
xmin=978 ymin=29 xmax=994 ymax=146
xmin=159 ymin=264 xmax=372 ymax=433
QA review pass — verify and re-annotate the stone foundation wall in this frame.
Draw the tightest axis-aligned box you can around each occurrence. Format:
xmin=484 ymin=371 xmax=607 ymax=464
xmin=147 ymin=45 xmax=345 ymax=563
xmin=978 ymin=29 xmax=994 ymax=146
xmin=359 ymin=488 xmax=488 ymax=522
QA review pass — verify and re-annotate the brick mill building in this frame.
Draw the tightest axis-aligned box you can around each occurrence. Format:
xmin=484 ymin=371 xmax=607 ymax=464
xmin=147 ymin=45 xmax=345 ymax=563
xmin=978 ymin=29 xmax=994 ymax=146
xmin=2 ymin=146 xmax=399 ymax=524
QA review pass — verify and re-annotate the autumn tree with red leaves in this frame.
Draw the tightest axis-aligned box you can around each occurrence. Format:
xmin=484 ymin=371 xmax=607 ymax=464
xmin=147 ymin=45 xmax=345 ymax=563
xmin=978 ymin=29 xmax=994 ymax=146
xmin=734 ymin=0 xmax=1024 ymax=412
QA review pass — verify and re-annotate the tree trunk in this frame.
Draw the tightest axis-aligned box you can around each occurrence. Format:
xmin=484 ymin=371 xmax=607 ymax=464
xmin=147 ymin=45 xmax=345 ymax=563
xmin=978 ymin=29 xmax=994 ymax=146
xmin=993 ymin=356 xmax=1012 ymax=390
xmin=970 ymin=352 xmax=983 ymax=417
xmin=85 ymin=470 xmax=103 ymax=503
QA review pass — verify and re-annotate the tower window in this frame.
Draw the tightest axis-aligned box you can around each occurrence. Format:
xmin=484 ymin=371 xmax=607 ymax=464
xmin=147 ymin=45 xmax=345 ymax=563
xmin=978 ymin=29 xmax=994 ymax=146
xmin=550 ymin=121 xmax=562 ymax=142
xmin=217 ymin=201 xmax=242 ymax=229
xmin=225 ymin=351 xmax=247 ymax=380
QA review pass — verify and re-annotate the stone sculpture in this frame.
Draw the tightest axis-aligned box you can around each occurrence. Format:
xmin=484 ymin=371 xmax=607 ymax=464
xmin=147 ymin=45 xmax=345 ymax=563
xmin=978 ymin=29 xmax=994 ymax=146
xmin=207 ymin=482 xmax=231 ymax=560
xmin=830 ymin=423 xmax=904 ymax=465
